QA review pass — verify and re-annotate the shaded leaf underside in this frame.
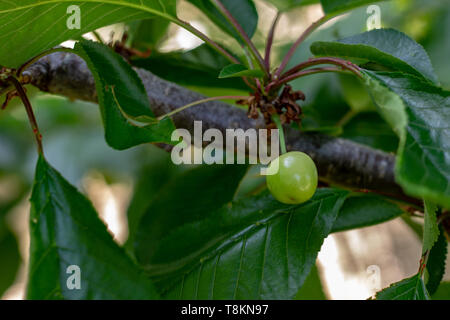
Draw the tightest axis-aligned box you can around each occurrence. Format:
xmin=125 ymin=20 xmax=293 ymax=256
xmin=144 ymin=189 xmax=349 ymax=300
xmin=28 ymin=156 xmax=159 ymax=299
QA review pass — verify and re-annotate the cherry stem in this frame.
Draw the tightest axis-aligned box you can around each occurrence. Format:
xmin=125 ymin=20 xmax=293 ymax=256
xmin=264 ymin=12 xmax=281 ymax=72
xmin=175 ymin=19 xmax=240 ymax=65
xmin=281 ymin=57 xmax=362 ymax=79
xmin=265 ymin=57 xmax=363 ymax=92
xmin=275 ymin=15 xmax=329 ymax=79
xmin=7 ymin=76 xmax=43 ymax=155
xmin=265 ymin=67 xmax=343 ymax=92
xmin=176 ymin=18 xmax=256 ymax=91
xmin=272 ymin=114 xmax=287 ymax=154
xmin=212 ymin=0 xmax=269 ymax=77
xmin=157 ymin=95 xmax=248 ymax=121
xmin=279 ymin=67 xmax=345 ymax=85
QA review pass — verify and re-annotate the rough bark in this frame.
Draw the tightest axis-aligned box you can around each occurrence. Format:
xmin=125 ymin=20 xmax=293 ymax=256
xmin=24 ymin=51 xmax=410 ymax=201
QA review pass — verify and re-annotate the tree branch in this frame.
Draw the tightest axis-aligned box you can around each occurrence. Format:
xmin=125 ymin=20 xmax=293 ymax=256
xmin=23 ymin=51 xmax=410 ymax=202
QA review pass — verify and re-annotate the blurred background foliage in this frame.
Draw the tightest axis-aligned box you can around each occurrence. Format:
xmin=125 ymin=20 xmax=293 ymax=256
xmin=0 ymin=0 xmax=449 ymax=299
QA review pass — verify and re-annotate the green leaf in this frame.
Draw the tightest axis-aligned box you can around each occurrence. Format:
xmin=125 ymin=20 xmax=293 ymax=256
xmin=376 ymin=273 xmax=430 ymax=300
xmin=73 ymin=40 xmax=175 ymax=150
xmin=141 ymin=188 xmax=348 ymax=299
xmin=432 ymin=282 xmax=450 ymax=300
xmin=134 ymin=164 xmax=250 ymax=267
xmin=76 ymin=40 xmax=154 ymax=118
xmin=331 ymin=194 xmax=403 ymax=233
xmin=125 ymin=157 xmax=183 ymax=253
xmin=219 ymin=64 xmax=264 ymax=78
xmin=27 ymin=156 xmax=159 ymax=299
xmin=422 ymin=6 xmax=450 ymax=89
xmin=294 ymin=264 xmax=327 ymax=300
xmin=233 ymin=165 xmax=267 ymax=199
xmin=279 ymin=5 xmax=376 ymax=95
xmin=188 ymin=0 xmax=258 ymax=41
xmin=301 ymin=76 xmax=350 ymax=133
xmin=311 ymin=29 xmax=438 ymax=83
xmin=423 ymin=200 xmax=440 ymax=253
xmin=363 ymin=71 xmax=450 ymax=208
xmin=339 ymin=74 xmax=376 ymax=113
xmin=126 ymin=18 xmax=170 ymax=50
xmin=320 ymin=0 xmax=387 ymax=16
xmin=425 ymin=225 xmax=448 ymax=295
xmin=131 ymin=45 xmax=248 ymax=90
xmin=0 ymin=0 xmax=178 ymax=68
xmin=264 ymin=0 xmax=319 ymax=12
xmin=340 ymin=112 xmax=399 ymax=153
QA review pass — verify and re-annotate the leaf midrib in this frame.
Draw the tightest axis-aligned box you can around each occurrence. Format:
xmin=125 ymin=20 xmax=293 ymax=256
xmin=157 ymin=211 xmax=285 ymax=297
xmin=0 ymin=0 xmax=177 ymax=23
xmin=394 ymin=276 xmax=423 ymax=300
xmin=155 ymin=192 xmax=343 ymax=295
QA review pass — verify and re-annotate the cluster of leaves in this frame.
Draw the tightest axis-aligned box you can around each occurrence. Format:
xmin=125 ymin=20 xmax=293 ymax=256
xmin=29 ymin=156 xmax=406 ymax=299
xmin=0 ymin=0 xmax=449 ymax=300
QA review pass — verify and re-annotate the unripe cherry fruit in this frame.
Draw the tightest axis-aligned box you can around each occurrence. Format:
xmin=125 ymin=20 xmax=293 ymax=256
xmin=266 ymin=151 xmax=318 ymax=204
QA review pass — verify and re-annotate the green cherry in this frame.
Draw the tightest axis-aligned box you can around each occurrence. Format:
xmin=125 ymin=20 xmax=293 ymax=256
xmin=266 ymin=151 xmax=318 ymax=204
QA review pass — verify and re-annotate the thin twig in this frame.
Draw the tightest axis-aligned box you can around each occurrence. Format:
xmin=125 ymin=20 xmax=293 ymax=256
xmin=268 ymin=67 xmax=344 ymax=90
xmin=7 ymin=76 xmax=43 ymax=155
xmin=264 ymin=12 xmax=281 ymax=72
xmin=212 ymin=0 xmax=269 ymax=77
xmin=281 ymin=57 xmax=362 ymax=79
xmin=265 ymin=58 xmax=363 ymax=91
xmin=25 ymin=51 xmax=410 ymax=198
xmin=242 ymin=47 xmax=259 ymax=91
xmin=174 ymin=19 xmax=258 ymax=90
xmin=175 ymin=19 xmax=240 ymax=65
xmin=275 ymin=15 xmax=329 ymax=79
xmin=157 ymin=95 xmax=248 ymax=121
